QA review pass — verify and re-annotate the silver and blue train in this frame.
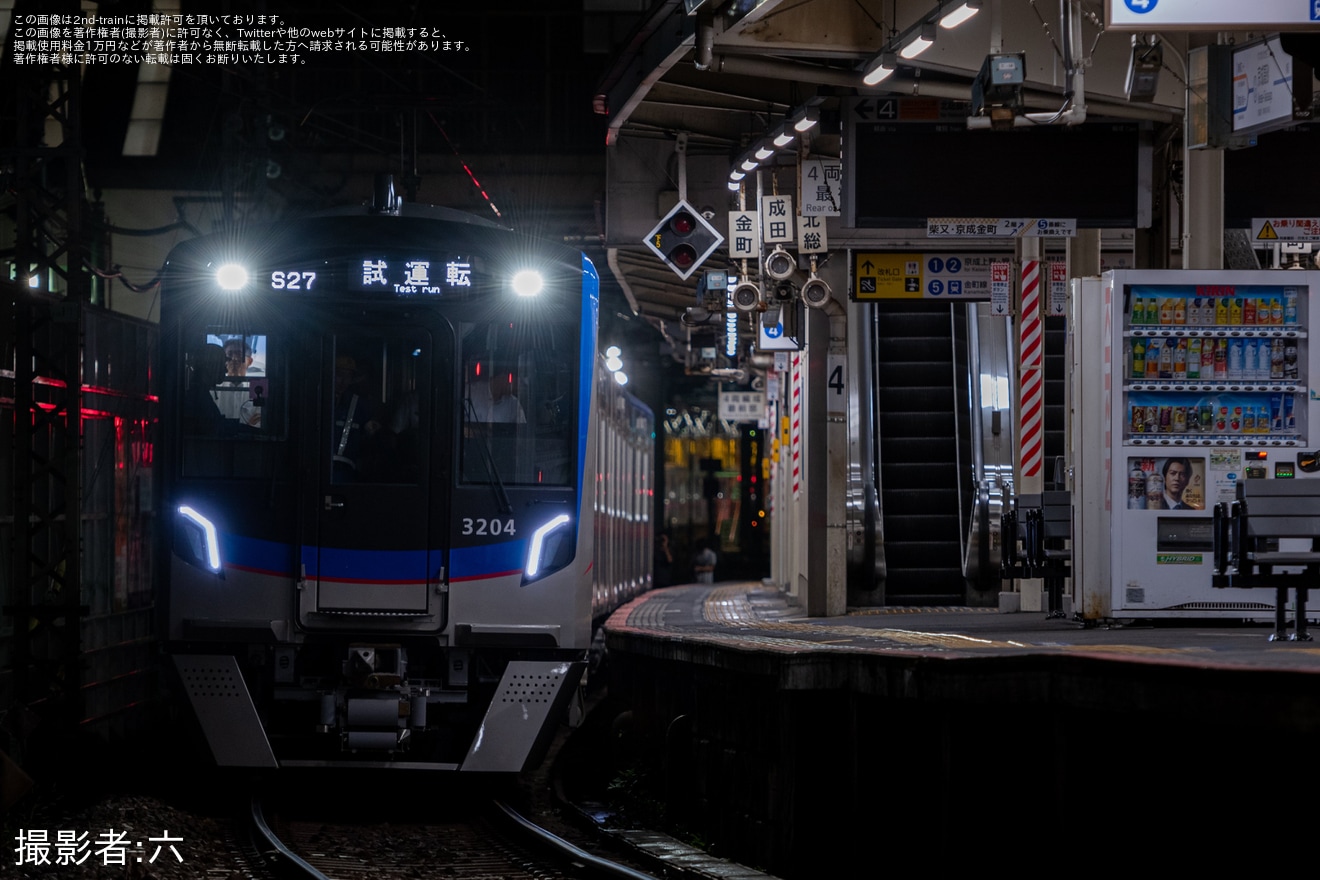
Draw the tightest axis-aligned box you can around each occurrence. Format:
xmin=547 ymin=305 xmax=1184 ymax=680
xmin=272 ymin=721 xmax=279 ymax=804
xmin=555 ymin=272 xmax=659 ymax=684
xmin=160 ymin=179 xmax=653 ymax=771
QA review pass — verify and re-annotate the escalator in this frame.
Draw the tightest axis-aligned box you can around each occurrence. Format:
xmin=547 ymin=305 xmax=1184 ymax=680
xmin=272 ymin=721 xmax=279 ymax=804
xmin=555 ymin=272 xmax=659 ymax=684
xmin=850 ymin=298 xmax=1068 ymax=607
xmin=872 ymin=301 xmax=968 ymax=604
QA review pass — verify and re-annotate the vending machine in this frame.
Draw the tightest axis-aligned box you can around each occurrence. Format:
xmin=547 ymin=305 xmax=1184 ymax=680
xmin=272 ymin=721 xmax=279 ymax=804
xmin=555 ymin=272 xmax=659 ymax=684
xmin=1079 ymin=269 xmax=1320 ymax=619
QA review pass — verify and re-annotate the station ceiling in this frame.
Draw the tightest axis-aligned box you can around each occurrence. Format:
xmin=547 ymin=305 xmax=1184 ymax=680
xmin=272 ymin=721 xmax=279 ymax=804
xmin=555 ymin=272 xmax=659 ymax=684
xmin=7 ymin=1 xmax=1319 ymax=354
xmin=595 ymin=0 xmax=1199 ymax=331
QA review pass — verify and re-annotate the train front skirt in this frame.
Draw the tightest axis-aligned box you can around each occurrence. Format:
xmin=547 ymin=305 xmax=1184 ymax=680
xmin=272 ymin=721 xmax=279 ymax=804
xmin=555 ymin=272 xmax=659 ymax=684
xmin=172 ymin=653 xmax=584 ymax=771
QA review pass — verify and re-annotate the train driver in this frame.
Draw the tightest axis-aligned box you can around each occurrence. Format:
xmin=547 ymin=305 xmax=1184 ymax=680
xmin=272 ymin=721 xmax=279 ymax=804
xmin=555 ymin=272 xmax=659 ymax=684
xmin=468 ymin=360 xmax=526 ymax=424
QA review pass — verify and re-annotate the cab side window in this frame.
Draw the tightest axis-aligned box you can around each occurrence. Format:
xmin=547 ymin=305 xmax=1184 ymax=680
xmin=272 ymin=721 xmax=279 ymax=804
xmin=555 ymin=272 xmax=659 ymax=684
xmin=181 ymin=331 xmax=280 ymax=477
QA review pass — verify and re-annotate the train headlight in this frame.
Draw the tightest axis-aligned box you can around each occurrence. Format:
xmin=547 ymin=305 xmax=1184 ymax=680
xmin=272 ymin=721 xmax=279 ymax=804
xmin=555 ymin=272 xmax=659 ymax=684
xmin=524 ymin=513 xmax=572 ymax=583
xmin=215 ymin=263 xmax=250 ymax=291
xmin=511 ymin=269 xmax=545 ymax=297
xmin=177 ymin=506 xmax=223 ymax=573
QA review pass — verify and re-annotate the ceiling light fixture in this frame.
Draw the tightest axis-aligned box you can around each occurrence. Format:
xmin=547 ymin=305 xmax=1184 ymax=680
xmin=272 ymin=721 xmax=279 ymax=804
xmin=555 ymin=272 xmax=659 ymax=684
xmin=900 ymin=22 xmax=937 ymax=59
xmin=791 ymin=107 xmax=819 ymax=132
xmin=939 ymin=0 xmax=982 ymax=29
xmin=862 ymin=52 xmax=897 ymax=86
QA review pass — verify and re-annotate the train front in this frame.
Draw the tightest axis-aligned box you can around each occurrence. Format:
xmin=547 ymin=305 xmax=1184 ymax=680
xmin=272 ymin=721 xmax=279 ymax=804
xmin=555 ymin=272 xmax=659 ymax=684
xmin=158 ymin=203 xmax=599 ymax=771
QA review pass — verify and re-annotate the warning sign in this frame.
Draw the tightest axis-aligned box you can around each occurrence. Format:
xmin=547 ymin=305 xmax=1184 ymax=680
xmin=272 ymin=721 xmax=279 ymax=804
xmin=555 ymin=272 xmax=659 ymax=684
xmin=1252 ymin=218 xmax=1320 ymax=241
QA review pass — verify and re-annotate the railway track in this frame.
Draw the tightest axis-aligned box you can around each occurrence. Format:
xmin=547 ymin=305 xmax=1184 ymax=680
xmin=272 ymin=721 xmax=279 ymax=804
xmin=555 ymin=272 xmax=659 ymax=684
xmin=246 ymin=792 xmax=658 ymax=880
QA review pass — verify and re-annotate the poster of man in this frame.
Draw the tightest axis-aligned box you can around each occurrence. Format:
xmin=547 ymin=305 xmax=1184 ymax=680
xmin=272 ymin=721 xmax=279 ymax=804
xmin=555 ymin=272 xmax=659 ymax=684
xmin=1127 ymin=456 xmax=1206 ymax=510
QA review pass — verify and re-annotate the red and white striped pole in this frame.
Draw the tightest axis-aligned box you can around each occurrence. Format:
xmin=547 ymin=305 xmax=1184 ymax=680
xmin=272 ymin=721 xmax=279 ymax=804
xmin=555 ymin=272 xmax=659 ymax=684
xmin=1019 ymin=259 xmax=1044 ymax=484
xmin=790 ymin=353 xmax=802 ymax=500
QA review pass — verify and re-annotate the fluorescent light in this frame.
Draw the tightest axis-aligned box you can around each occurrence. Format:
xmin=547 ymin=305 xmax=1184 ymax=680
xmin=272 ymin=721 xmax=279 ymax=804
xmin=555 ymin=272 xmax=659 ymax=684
xmin=792 ymin=108 xmax=818 ymax=132
xmin=772 ymin=124 xmax=795 ymax=148
xmin=754 ymin=144 xmax=774 ymax=160
xmin=740 ymin=157 xmax=758 ymax=172
xmin=900 ymin=23 xmax=936 ymax=59
xmin=862 ymin=53 xmax=897 ymax=85
xmin=940 ymin=1 xmax=981 ymax=29
xmin=729 ymin=169 xmax=746 ymax=181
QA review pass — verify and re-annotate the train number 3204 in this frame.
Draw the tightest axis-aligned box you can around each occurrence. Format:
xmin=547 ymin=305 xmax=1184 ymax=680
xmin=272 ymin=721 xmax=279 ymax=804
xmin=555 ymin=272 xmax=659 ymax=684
xmin=461 ymin=517 xmax=517 ymax=536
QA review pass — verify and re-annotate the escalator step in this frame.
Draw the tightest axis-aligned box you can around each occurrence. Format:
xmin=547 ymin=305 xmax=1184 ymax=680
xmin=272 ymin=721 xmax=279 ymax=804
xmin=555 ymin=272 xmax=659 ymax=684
xmin=879 ymin=487 xmax=959 ymax=514
xmin=879 ymin=413 xmax=957 ymax=438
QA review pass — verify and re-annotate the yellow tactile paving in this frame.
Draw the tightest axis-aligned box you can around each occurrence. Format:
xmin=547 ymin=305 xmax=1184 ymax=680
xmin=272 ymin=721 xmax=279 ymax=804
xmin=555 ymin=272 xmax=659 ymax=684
xmin=1055 ymin=644 xmax=1213 ymax=655
xmin=701 ymin=588 xmax=1026 ymax=649
xmin=697 ymin=587 xmax=1221 ymax=656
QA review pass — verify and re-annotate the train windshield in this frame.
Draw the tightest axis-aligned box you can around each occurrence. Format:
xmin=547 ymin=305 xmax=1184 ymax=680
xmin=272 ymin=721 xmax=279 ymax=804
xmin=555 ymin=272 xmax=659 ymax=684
xmin=459 ymin=320 xmax=576 ymax=487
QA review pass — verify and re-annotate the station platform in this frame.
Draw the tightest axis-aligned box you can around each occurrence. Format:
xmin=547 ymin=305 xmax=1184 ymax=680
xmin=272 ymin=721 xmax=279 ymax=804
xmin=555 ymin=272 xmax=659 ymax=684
xmin=598 ymin=581 xmax=1320 ymax=875
xmin=607 ymin=580 xmax=1320 ymax=676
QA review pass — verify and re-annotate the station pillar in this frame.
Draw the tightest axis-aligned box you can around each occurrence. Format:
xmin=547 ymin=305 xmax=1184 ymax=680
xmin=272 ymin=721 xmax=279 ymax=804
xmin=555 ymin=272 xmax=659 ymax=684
xmin=802 ymin=301 xmax=848 ymax=616
xmin=1012 ymin=238 xmax=1046 ymax=611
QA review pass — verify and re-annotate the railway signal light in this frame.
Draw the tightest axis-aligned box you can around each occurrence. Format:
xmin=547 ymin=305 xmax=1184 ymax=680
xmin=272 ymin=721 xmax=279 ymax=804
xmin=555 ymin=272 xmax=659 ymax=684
xmin=644 ymin=200 xmax=724 ymax=281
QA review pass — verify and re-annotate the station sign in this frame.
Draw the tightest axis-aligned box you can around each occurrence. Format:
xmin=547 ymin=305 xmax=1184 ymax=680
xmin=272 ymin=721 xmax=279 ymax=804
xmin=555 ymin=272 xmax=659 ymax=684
xmin=758 ymin=315 xmax=802 ymax=351
xmin=1049 ymin=261 xmax=1068 ymax=317
xmin=760 ymin=195 xmax=794 ymax=244
xmin=853 ymin=252 xmax=1006 ymax=301
xmin=797 ymin=215 xmax=827 ymax=254
xmin=927 ymin=218 xmax=1077 ymax=238
xmin=719 ymin=390 xmax=766 ymax=422
xmin=1232 ymin=37 xmax=1298 ymax=133
xmin=990 ymin=262 xmax=1011 ymax=315
xmin=1106 ymin=0 xmax=1320 ymax=30
xmin=1253 ymin=218 xmax=1320 ymax=242
xmin=826 ymin=355 xmax=846 ymax=416
xmin=799 ymin=159 xmax=842 ymax=217
xmin=728 ymin=210 xmax=760 ymax=259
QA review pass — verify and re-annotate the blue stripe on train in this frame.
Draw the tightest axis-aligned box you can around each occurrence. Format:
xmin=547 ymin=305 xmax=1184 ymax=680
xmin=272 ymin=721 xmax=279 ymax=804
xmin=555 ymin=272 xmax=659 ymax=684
xmin=579 ymin=254 xmax=599 ymax=505
xmin=223 ymin=533 xmax=295 ymax=575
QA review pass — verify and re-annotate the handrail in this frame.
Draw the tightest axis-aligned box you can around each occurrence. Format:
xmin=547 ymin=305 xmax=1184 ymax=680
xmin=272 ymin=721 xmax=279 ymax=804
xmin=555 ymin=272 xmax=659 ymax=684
xmin=847 ymin=301 xmax=885 ymax=589
xmin=962 ymin=302 xmax=1015 ymax=588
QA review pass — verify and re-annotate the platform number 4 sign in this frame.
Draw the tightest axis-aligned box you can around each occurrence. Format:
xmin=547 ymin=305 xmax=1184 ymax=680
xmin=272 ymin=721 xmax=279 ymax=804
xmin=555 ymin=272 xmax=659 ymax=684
xmin=827 ymin=355 xmax=846 ymax=415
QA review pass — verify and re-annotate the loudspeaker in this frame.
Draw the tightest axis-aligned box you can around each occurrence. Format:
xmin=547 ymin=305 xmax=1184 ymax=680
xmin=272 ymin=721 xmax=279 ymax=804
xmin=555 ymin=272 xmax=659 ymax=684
xmin=801 ymin=276 xmax=832 ymax=309
xmin=732 ymin=281 xmax=761 ymax=312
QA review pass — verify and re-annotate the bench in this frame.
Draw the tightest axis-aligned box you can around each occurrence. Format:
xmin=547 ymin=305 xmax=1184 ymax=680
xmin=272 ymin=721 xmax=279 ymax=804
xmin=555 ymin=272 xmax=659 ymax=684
xmin=1213 ymin=479 xmax=1320 ymax=641
xmin=1001 ymin=490 xmax=1072 ymax=619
